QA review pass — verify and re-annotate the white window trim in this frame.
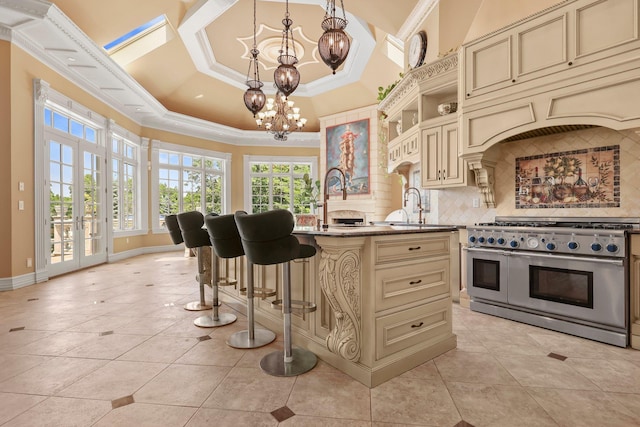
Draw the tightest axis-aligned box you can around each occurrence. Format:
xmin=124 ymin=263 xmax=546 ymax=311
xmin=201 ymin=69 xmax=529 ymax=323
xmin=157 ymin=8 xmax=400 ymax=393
xmin=107 ymin=120 xmax=149 ymax=240
xmin=243 ymin=155 xmax=318 ymax=213
xmin=151 ymin=139 xmax=232 ymax=234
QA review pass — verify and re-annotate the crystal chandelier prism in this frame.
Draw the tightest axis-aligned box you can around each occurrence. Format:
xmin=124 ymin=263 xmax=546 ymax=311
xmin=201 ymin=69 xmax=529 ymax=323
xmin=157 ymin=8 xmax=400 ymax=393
xmin=256 ymin=91 xmax=306 ymax=141
xmin=318 ymin=0 xmax=350 ymax=74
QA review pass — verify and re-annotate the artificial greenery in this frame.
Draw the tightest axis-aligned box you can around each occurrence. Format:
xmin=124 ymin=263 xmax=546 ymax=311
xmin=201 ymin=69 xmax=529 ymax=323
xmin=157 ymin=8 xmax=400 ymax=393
xmin=377 ymin=72 xmax=404 ymax=102
xmin=302 ymin=173 xmax=321 ymax=208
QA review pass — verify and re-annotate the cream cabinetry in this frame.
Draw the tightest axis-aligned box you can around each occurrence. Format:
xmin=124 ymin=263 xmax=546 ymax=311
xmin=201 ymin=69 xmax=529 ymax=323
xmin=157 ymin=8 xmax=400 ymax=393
xmin=388 ymin=127 xmax=420 ymax=173
xmin=421 ymin=120 xmax=467 ymax=188
xmin=629 ymin=234 xmax=640 ymax=350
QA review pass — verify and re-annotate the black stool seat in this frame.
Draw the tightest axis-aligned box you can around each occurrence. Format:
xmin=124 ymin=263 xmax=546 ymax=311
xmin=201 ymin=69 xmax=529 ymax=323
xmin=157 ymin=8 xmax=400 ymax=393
xmin=234 ymin=209 xmax=317 ymax=377
xmin=166 ymin=213 xmax=211 ymax=311
xmin=205 ymin=214 xmax=276 ymax=348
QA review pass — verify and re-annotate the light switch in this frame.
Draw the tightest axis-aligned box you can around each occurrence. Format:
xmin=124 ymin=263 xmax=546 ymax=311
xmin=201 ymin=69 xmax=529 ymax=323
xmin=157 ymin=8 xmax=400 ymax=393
xmin=19 ymin=182 xmax=24 ymax=191
xmin=18 ymin=200 xmax=24 ymax=210
xmin=472 ymin=198 xmax=480 ymax=208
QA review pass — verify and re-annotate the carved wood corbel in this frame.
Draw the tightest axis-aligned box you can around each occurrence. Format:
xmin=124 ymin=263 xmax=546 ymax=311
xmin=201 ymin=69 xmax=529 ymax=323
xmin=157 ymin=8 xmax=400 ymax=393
xmin=465 ymin=154 xmax=496 ymax=208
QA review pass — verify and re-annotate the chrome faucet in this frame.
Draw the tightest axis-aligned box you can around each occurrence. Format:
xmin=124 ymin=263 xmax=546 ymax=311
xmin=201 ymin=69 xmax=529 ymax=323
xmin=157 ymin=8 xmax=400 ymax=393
xmin=403 ymin=187 xmax=424 ymax=224
xmin=322 ymin=167 xmax=347 ymax=229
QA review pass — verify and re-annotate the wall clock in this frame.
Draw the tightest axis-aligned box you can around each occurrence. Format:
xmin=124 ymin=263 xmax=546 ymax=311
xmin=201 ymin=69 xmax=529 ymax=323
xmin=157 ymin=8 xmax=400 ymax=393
xmin=408 ymin=31 xmax=427 ymax=69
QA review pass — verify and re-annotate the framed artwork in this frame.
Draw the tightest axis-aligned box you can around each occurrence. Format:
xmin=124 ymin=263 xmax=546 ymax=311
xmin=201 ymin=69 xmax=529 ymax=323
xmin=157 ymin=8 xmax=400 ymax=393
xmin=326 ymin=118 xmax=370 ymax=195
xmin=411 ymin=170 xmax=430 ymax=213
xmin=515 ymin=145 xmax=619 ymax=209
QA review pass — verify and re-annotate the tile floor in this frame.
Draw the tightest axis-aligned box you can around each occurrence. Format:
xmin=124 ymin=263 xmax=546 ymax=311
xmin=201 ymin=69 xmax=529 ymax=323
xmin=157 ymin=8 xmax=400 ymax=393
xmin=1 ymin=252 xmax=640 ymax=426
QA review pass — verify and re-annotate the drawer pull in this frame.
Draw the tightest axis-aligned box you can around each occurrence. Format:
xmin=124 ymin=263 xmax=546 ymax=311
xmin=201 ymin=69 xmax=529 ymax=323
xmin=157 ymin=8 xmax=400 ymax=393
xmin=409 ymin=279 xmax=422 ymax=285
xmin=408 ymin=246 xmax=421 ymax=251
xmin=411 ymin=322 xmax=424 ymax=328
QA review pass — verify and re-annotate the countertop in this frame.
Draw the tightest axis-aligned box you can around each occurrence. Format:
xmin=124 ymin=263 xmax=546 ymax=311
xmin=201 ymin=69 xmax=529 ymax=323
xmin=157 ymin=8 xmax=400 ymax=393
xmin=293 ymin=224 xmax=459 ymax=237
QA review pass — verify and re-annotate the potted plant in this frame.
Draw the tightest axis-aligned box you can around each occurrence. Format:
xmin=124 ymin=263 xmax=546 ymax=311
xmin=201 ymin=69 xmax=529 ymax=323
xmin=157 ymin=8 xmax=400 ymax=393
xmin=302 ymin=173 xmax=321 ymax=214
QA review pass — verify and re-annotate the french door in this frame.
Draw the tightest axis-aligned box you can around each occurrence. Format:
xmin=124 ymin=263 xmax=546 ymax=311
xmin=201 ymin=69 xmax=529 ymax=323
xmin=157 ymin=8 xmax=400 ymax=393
xmin=46 ymin=131 xmax=106 ymax=276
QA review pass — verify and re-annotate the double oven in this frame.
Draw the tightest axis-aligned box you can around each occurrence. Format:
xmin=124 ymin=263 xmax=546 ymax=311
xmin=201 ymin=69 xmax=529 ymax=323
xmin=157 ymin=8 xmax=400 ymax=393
xmin=466 ymin=217 xmax=637 ymax=347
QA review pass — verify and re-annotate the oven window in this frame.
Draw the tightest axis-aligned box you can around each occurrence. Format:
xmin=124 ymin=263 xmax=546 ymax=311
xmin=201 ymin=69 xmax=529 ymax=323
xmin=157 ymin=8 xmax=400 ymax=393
xmin=529 ymin=266 xmax=593 ymax=308
xmin=473 ymin=258 xmax=500 ymax=291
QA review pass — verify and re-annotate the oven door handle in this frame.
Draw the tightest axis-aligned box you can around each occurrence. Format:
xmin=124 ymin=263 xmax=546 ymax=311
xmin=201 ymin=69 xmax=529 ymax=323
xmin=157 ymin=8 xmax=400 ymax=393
xmin=507 ymin=250 xmax=624 ymax=266
xmin=466 ymin=247 xmax=510 ymax=256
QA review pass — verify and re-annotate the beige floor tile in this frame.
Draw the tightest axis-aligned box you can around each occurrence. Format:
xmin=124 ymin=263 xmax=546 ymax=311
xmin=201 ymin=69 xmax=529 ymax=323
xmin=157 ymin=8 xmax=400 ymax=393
xmin=113 ymin=317 xmax=179 ymax=335
xmin=446 ymin=382 xmax=557 ymax=426
xmin=527 ymin=387 xmax=640 ymax=427
xmin=117 ymin=335 xmax=198 ymax=363
xmin=496 ymin=354 xmax=599 ymax=390
xmin=0 ymin=392 xmax=47 ymax=425
xmin=610 ymin=392 xmax=640 ymax=419
xmin=92 ymin=402 xmax=197 ymax=427
xmin=64 ymin=315 xmax=135 ymax=332
xmin=473 ymin=329 xmax=548 ymax=356
xmin=56 ymin=360 xmax=167 ymax=400
xmin=434 ymin=350 xmax=518 ymax=385
xmin=398 ymin=359 xmax=442 ymax=381
xmin=0 ymin=353 xmax=51 ymax=382
xmin=62 ymin=333 xmax=151 ymax=359
xmin=10 ymin=331 xmax=96 ymax=356
xmin=1 ymin=396 xmax=112 ymax=427
xmin=280 ymin=415 xmax=372 ymax=426
xmin=174 ymin=336 xmax=246 ymax=366
xmin=0 ymin=329 xmax=55 ymax=353
xmin=185 ymin=408 xmax=278 ymax=427
xmin=134 ymin=364 xmax=230 ymax=406
xmin=202 ymin=366 xmax=295 ymax=412
xmin=527 ymin=332 xmax=619 ymax=359
xmin=370 ymin=376 xmax=461 ymax=426
xmin=566 ymin=357 xmax=640 ymax=393
xmin=0 ymin=356 xmax=107 ymax=395
xmin=287 ymin=370 xmax=371 ymax=420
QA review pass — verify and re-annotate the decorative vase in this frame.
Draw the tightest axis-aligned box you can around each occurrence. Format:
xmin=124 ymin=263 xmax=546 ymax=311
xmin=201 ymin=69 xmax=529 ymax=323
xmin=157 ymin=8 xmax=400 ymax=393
xmin=437 ymin=102 xmax=458 ymax=116
xmin=396 ymin=121 xmax=402 ymax=135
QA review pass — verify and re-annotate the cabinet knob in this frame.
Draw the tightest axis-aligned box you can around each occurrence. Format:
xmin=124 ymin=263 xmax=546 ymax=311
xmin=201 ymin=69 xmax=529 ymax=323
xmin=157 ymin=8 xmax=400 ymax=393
xmin=512 ymin=79 xmax=516 ymax=83
xmin=568 ymin=61 xmax=573 ymax=66
xmin=442 ymin=169 xmax=446 ymax=180
xmin=466 ymin=93 xmax=470 ymax=97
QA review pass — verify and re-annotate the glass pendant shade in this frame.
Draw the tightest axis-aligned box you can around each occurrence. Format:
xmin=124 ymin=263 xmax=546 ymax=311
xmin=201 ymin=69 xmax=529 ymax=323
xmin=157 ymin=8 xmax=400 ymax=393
xmin=243 ymin=79 xmax=265 ymax=117
xmin=318 ymin=0 xmax=350 ymax=74
xmin=274 ymin=62 xmax=300 ymax=97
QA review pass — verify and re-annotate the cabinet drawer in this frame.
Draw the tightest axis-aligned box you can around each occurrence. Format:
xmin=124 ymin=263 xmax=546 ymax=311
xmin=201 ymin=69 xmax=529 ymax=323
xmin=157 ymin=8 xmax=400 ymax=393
xmin=375 ymin=298 xmax=451 ymax=359
xmin=376 ymin=259 xmax=450 ymax=311
xmin=375 ymin=235 xmax=450 ymax=264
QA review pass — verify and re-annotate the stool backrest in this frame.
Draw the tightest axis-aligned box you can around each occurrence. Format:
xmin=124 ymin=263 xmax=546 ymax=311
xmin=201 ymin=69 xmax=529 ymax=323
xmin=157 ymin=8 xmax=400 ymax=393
xmin=234 ymin=210 xmax=300 ymax=266
xmin=177 ymin=211 xmax=214 ymax=249
xmin=165 ymin=214 xmax=183 ymax=245
xmin=205 ymin=213 xmax=244 ymax=259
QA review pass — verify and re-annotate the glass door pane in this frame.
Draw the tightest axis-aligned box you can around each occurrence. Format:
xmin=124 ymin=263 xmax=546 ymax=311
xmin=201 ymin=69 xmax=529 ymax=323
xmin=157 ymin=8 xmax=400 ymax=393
xmin=81 ymin=150 xmax=104 ymax=261
xmin=49 ymin=140 xmax=76 ymax=268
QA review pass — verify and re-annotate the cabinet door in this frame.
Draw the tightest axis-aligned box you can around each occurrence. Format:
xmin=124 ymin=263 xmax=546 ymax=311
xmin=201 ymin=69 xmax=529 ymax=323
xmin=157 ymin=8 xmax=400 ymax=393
xmin=420 ymin=126 xmax=441 ymax=188
xmin=441 ymin=123 xmax=465 ymax=185
xmin=387 ymin=140 xmax=402 ymax=172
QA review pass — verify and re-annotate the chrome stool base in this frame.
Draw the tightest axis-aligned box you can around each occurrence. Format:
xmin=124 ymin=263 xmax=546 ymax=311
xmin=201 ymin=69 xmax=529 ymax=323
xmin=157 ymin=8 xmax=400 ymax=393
xmin=194 ymin=312 xmax=236 ymax=328
xmin=227 ymin=329 xmax=276 ymax=349
xmin=260 ymin=348 xmax=317 ymax=377
xmin=183 ymin=301 xmax=212 ymax=311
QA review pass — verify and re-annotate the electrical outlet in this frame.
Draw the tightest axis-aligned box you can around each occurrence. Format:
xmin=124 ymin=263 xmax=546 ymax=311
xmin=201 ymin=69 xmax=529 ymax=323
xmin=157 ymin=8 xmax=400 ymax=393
xmin=472 ymin=198 xmax=480 ymax=208
xmin=18 ymin=200 xmax=24 ymax=210
xmin=26 ymin=258 xmax=32 ymax=268
xmin=19 ymin=182 xmax=24 ymax=191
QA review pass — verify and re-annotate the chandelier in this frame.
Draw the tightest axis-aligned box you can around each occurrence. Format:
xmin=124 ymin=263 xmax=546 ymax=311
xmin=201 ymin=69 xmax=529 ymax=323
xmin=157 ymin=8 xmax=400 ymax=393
xmin=318 ymin=0 xmax=350 ymax=74
xmin=273 ymin=0 xmax=300 ymax=97
xmin=256 ymin=91 xmax=306 ymax=141
xmin=243 ymin=0 xmax=266 ymax=116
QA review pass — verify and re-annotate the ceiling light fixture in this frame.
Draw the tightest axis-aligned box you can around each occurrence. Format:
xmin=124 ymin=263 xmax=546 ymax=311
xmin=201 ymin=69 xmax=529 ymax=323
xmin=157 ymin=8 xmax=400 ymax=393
xmin=256 ymin=90 xmax=306 ymax=141
xmin=273 ymin=0 xmax=300 ymax=97
xmin=318 ymin=0 xmax=350 ymax=75
xmin=243 ymin=0 xmax=266 ymax=116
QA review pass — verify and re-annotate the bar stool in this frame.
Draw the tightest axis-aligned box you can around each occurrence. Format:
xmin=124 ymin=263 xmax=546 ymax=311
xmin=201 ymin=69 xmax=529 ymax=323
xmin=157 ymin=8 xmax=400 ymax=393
xmin=177 ymin=211 xmax=236 ymax=328
xmin=234 ymin=209 xmax=317 ymax=376
xmin=166 ymin=214 xmax=211 ymax=311
xmin=205 ymin=213 xmax=276 ymax=348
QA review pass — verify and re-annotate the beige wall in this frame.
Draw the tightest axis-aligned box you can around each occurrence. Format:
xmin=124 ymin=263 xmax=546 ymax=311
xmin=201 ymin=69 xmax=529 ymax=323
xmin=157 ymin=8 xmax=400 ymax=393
xmin=0 ymin=41 xmax=11 ymax=278
xmin=1 ymin=42 xmax=320 ymax=279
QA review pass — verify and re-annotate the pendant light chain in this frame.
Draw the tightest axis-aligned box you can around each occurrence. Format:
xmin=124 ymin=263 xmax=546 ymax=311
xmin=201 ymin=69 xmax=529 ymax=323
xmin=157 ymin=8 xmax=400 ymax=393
xmin=243 ymin=0 xmax=266 ymax=117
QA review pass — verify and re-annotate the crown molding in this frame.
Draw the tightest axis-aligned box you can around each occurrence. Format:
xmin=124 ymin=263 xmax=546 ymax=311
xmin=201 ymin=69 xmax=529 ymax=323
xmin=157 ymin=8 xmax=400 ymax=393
xmin=397 ymin=0 xmax=440 ymax=41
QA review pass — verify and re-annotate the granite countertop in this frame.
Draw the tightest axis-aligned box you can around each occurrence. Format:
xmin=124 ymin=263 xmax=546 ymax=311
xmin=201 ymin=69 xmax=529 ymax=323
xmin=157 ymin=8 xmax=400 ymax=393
xmin=293 ymin=223 xmax=460 ymax=237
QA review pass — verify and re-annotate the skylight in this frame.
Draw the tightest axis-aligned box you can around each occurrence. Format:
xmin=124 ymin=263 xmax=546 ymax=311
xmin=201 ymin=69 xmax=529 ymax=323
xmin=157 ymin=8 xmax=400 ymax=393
xmin=104 ymin=15 xmax=166 ymax=51
xmin=103 ymin=15 xmax=174 ymax=66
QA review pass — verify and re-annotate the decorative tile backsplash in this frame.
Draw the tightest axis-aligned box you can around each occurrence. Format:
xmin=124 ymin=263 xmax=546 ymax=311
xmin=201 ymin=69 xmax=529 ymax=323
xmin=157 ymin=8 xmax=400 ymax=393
xmin=515 ymin=145 xmax=620 ymax=209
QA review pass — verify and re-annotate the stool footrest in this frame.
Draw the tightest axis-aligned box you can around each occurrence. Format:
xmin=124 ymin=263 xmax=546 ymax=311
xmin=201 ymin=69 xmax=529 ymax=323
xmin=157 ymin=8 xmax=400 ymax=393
xmin=240 ymin=287 xmax=277 ymax=298
xmin=271 ymin=299 xmax=317 ymax=314
xmin=216 ymin=278 xmax=237 ymax=287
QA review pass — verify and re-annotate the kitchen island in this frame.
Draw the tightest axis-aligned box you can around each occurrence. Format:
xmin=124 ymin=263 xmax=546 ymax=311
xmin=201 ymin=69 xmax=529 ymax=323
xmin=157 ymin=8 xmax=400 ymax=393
xmin=218 ymin=224 xmax=459 ymax=387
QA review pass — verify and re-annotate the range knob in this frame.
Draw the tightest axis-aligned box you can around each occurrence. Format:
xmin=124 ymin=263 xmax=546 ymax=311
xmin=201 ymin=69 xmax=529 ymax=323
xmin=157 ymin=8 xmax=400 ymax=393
xmin=497 ymin=237 xmax=506 ymax=245
xmin=568 ymin=241 xmax=579 ymax=250
xmin=478 ymin=236 xmax=486 ymax=244
xmin=487 ymin=236 xmax=495 ymax=244
xmin=546 ymin=242 xmax=556 ymax=251
xmin=591 ymin=242 xmax=602 ymax=252
xmin=606 ymin=243 xmax=619 ymax=253
xmin=509 ymin=240 xmax=519 ymax=248
xmin=469 ymin=236 xmax=477 ymax=244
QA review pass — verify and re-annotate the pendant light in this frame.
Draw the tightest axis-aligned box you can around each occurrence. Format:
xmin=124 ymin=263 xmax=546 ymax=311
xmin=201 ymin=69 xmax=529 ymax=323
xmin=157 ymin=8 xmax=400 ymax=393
xmin=318 ymin=0 xmax=350 ymax=74
xmin=243 ymin=0 xmax=266 ymax=116
xmin=273 ymin=0 xmax=300 ymax=97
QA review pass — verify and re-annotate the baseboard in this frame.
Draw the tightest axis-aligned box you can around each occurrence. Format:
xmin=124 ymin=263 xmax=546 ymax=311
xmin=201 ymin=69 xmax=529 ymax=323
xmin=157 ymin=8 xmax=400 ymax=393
xmin=0 ymin=272 xmax=38 ymax=292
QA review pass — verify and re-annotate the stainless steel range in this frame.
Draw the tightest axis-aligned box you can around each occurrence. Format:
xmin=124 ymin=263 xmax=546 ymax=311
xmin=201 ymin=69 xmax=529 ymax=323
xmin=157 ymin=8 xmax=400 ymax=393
xmin=466 ymin=216 xmax=640 ymax=347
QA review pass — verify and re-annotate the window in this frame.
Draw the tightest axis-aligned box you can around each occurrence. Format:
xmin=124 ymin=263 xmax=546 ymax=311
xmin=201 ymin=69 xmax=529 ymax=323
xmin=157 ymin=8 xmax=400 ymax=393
xmin=152 ymin=141 xmax=230 ymax=231
xmin=44 ymin=107 xmax=97 ymax=142
xmin=111 ymin=134 xmax=138 ymax=231
xmin=244 ymin=156 xmax=318 ymax=214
